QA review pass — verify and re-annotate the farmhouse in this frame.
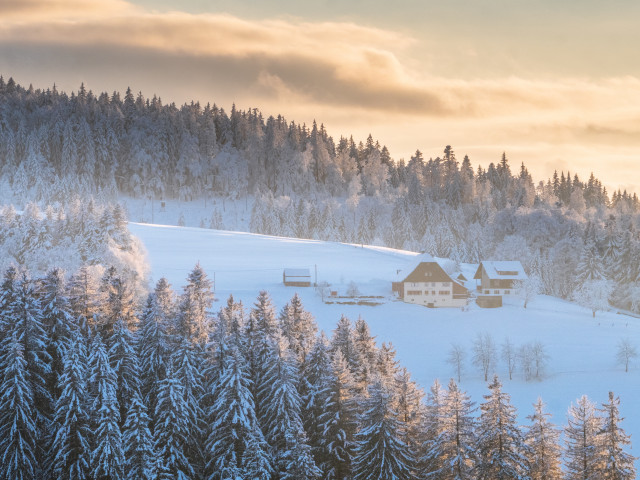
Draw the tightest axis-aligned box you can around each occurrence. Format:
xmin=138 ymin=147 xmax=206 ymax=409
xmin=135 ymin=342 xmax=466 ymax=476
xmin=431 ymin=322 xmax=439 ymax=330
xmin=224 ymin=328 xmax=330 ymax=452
xmin=393 ymin=257 xmax=468 ymax=308
xmin=473 ymin=260 xmax=527 ymax=296
xmin=283 ymin=268 xmax=311 ymax=287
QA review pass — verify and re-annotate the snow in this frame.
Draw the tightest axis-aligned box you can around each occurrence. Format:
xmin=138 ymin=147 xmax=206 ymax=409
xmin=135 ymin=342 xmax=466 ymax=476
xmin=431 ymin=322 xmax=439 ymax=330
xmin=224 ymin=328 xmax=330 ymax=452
xmin=128 ymin=222 xmax=640 ymax=465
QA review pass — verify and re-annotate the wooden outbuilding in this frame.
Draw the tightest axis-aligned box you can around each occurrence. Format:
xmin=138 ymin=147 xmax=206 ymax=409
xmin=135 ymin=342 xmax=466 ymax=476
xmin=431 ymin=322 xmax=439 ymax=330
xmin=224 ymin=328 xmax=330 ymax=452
xmin=283 ymin=268 xmax=311 ymax=287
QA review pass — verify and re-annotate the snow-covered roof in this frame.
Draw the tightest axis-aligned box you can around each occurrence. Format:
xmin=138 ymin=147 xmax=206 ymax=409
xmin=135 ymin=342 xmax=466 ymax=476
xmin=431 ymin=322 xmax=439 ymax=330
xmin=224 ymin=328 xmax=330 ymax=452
xmin=394 ymin=253 xmax=435 ymax=280
xmin=283 ymin=268 xmax=311 ymax=278
xmin=474 ymin=261 xmax=528 ymax=280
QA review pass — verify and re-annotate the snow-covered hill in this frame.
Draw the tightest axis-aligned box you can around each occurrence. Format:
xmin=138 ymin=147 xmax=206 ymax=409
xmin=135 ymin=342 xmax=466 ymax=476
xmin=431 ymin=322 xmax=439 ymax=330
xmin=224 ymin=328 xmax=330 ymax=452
xmin=129 ymin=222 xmax=640 ymax=456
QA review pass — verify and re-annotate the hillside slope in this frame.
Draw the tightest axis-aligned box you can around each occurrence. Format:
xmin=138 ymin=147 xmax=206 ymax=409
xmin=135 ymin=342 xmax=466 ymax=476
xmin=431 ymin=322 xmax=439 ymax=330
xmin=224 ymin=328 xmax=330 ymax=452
xmin=129 ymin=222 xmax=640 ymax=455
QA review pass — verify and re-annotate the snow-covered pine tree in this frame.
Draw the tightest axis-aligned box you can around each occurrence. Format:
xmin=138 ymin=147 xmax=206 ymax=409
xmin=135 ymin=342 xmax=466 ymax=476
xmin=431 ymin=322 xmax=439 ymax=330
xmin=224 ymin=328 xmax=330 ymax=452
xmin=0 ymin=332 xmax=38 ymax=480
xmin=242 ymin=425 xmax=274 ymax=480
xmin=564 ymin=395 xmax=602 ymax=480
xmin=523 ymin=398 xmax=562 ymax=480
xmin=419 ymin=378 xmax=447 ymax=477
xmin=52 ymin=332 xmax=91 ymax=480
xmin=4 ymin=270 xmax=52 ymax=467
xmin=88 ymin=334 xmax=124 ymax=480
xmin=393 ymin=368 xmax=425 ymax=473
xmin=597 ymin=392 xmax=636 ymax=480
xmin=99 ymin=266 xmax=138 ymax=337
xmin=154 ymin=364 xmax=194 ymax=480
xmin=138 ymin=292 xmax=171 ymax=428
xmin=576 ymin=238 xmax=606 ymax=285
xmin=278 ymin=293 xmax=317 ymax=365
xmin=205 ymin=345 xmax=269 ymax=480
xmin=38 ymin=268 xmax=76 ymax=402
xmin=108 ymin=317 xmax=139 ymax=426
xmin=377 ymin=341 xmax=400 ymax=387
xmin=330 ymin=315 xmax=362 ymax=378
xmin=176 ymin=263 xmax=215 ymax=345
xmin=68 ymin=264 xmax=102 ymax=335
xmin=258 ymin=334 xmax=318 ymax=477
xmin=430 ymin=378 xmax=477 ymax=480
xmin=317 ymin=350 xmax=359 ymax=480
xmin=475 ymin=376 xmax=527 ymax=480
xmin=123 ymin=387 xmax=156 ymax=480
xmin=352 ymin=380 xmax=415 ymax=480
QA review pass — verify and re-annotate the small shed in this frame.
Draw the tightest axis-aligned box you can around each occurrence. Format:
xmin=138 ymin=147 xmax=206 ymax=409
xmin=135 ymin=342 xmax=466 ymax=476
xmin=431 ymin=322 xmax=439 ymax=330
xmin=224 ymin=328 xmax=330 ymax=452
xmin=476 ymin=295 xmax=503 ymax=308
xmin=283 ymin=268 xmax=311 ymax=287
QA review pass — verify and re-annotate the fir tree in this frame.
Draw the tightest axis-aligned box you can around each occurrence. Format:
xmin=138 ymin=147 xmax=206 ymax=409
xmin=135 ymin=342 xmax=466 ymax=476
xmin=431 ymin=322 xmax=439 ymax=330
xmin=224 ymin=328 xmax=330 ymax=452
xmin=154 ymin=364 xmax=194 ymax=480
xmin=597 ymin=392 xmax=636 ymax=480
xmin=123 ymin=388 xmax=156 ymax=480
xmin=176 ymin=263 xmax=214 ymax=345
xmin=205 ymin=345 xmax=268 ymax=480
xmin=279 ymin=293 xmax=317 ymax=365
xmin=330 ymin=315 xmax=362 ymax=378
xmin=108 ymin=317 xmax=138 ymax=426
xmin=52 ymin=332 xmax=91 ymax=480
xmin=524 ymin=398 xmax=562 ymax=480
xmin=88 ymin=334 xmax=124 ymax=480
xmin=352 ymin=380 xmax=415 ymax=480
xmin=0 ymin=333 xmax=38 ymax=480
xmin=475 ymin=376 xmax=527 ymax=480
xmin=564 ymin=395 xmax=602 ymax=480
xmin=317 ymin=351 xmax=359 ymax=480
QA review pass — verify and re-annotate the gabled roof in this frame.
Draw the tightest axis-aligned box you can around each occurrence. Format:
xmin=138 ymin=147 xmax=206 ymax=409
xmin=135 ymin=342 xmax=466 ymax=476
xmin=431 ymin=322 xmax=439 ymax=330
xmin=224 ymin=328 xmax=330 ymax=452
xmin=402 ymin=261 xmax=453 ymax=283
xmin=452 ymin=279 xmax=469 ymax=296
xmin=283 ymin=268 xmax=311 ymax=277
xmin=473 ymin=261 xmax=528 ymax=280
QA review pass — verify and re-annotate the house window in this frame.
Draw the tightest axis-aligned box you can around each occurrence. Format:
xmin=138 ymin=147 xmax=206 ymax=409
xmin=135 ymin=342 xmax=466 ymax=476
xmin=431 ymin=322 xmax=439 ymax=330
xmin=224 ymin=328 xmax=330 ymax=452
xmin=439 ymin=291 xmax=450 ymax=295
xmin=442 ymin=282 xmax=450 ymax=287
xmin=484 ymin=290 xmax=490 ymax=294
xmin=432 ymin=282 xmax=436 ymax=287
xmin=407 ymin=290 xmax=422 ymax=296
xmin=432 ymin=291 xmax=436 ymax=295
xmin=505 ymin=290 xmax=510 ymax=295
xmin=494 ymin=290 xmax=500 ymax=294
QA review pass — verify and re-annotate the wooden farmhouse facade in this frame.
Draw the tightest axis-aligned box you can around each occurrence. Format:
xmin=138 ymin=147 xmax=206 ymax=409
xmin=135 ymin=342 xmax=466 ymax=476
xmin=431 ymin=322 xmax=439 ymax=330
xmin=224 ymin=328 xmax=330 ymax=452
xmin=473 ymin=261 xmax=527 ymax=296
xmin=393 ymin=261 xmax=468 ymax=308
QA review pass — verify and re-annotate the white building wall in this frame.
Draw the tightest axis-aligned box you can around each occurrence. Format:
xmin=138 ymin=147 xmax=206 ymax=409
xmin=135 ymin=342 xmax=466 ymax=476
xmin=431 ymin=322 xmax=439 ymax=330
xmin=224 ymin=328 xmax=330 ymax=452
xmin=403 ymin=281 xmax=466 ymax=308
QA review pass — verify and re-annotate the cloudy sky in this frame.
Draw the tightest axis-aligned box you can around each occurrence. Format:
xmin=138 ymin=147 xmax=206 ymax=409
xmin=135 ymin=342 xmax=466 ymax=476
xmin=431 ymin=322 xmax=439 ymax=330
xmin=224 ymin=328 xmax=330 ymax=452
xmin=2 ymin=0 xmax=639 ymax=191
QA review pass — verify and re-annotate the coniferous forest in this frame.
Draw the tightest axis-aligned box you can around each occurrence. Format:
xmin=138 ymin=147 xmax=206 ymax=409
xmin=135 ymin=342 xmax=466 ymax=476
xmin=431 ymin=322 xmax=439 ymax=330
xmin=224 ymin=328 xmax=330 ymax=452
xmin=0 ymin=77 xmax=638 ymax=479
xmin=0 ymin=78 xmax=639 ymax=314
xmin=0 ymin=264 xmax=636 ymax=479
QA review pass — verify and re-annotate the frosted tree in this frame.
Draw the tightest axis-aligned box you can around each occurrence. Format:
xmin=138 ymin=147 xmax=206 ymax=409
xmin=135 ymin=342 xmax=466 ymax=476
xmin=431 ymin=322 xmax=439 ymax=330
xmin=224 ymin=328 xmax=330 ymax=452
xmin=242 ymin=425 xmax=274 ymax=480
xmin=317 ymin=351 xmax=359 ymax=479
xmin=172 ymin=339 xmax=206 ymax=476
xmin=475 ymin=376 xmax=527 ymax=480
xmin=108 ymin=317 xmax=139 ymax=425
xmin=576 ymin=239 xmax=606 ymax=285
xmin=88 ymin=334 xmax=124 ymax=480
xmin=597 ymin=392 xmax=636 ymax=480
xmin=573 ymin=279 xmax=613 ymax=317
xmin=394 ymin=367 xmax=425 ymax=465
xmin=138 ymin=291 xmax=172 ymax=425
xmin=0 ymin=333 xmax=38 ymax=480
xmin=330 ymin=315 xmax=362 ymax=377
xmin=123 ymin=388 xmax=156 ymax=480
xmin=523 ymin=398 xmax=562 ymax=480
xmin=154 ymin=364 xmax=194 ymax=480
xmin=564 ymin=395 xmax=602 ymax=480
xmin=431 ymin=379 xmax=477 ymax=480
xmin=52 ymin=332 xmax=91 ymax=480
xmin=517 ymin=273 xmax=542 ymax=308
xmin=472 ymin=332 xmax=497 ymax=381
xmin=420 ymin=378 xmax=447 ymax=476
xmin=258 ymin=335 xmax=316 ymax=477
xmin=352 ymin=380 xmax=414 ymax=480
xmin=176 ymin=263 xmax=214 ymax=345
xmin=501 ymin=337 xmax=517 ymax=380
xmin=278 ymin=293 xmax=317 ymax=365
xmin=447 ymin=343 xmax=466 ymax=382
xmin=39 ymin=268 xmax=76 ymax=401
xmin=205 ymin=345 xmax=268 ymax=480
xmin=616 ymin=337 xmax=638 ymax=372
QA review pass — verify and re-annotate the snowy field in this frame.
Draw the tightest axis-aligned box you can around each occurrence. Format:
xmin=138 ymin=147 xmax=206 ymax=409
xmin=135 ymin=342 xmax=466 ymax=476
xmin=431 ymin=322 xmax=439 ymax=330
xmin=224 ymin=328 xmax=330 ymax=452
xmin=129 ymin=222 xmax=640 ymax=460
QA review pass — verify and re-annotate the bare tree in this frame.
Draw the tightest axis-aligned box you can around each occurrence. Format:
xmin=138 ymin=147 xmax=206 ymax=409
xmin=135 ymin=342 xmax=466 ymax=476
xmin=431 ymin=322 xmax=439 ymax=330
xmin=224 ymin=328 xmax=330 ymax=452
xmin=616 ymin=338 xmax=638 ymax=373
xmin=519 ymin=344 xmax=534 ymax=381
xmin=501 ymin=337 xmax=517 ymax=380
xmin=346 ymin=280 xmax=360 ymax=298
xmin=472 ymin=332 xmax=496 ymax=382
xmin=531 ymin=341 xmax=549 ymax=380
xmin=315 ymin=280 xmax=331 ymax=302
xmin=517 ymin=274 xmax=542 ymax=309
xmin=447 ymin=343 xmax=466 ymax=382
